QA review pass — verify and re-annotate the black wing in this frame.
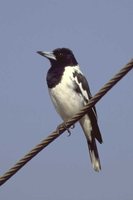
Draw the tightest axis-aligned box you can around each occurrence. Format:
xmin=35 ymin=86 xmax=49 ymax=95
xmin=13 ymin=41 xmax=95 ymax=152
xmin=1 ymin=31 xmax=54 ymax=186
xmin=73 ymin=70 xmax=103 ymax=143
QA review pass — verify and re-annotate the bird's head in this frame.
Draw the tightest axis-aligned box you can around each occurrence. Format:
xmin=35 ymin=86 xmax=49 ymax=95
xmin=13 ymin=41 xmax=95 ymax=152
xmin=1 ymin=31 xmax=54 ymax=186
xmin=37 ymin=48 xmax=78 ymax=67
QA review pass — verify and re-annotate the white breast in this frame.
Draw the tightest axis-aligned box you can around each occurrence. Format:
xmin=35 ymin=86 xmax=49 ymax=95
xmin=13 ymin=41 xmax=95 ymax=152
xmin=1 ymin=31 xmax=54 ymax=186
xmin=48 ymin=66 xmax=85 ymax=121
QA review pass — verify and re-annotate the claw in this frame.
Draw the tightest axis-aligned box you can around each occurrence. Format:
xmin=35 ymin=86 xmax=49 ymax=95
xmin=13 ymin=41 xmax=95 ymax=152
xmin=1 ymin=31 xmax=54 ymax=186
xmin=67 ymin=129 xmax=72 ymax=136
xmin=56 ymin=123 xmax=74 ymax=136
xmin=67 ymin=124 xmax=75 ymax=136
xmin=56 ymin=123 xmax=71 ymax=135
xmin=71 ymin=124 xmax=75 ymax=129
xmin=63 ymin=123 xmax=72 ymax=136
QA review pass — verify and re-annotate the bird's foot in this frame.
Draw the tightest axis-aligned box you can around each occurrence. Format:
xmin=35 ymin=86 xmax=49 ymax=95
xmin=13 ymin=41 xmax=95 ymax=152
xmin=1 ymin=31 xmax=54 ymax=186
xmin=56 ymin=123 xmax=75 ymax=136
xmin=56 ymin=122 xmax=71 ymax=135
xmin=67 ymin=124 xmax=76 ymax=136
xmin=67 ymin=128 xmax=72 ymax=136
xmin=70 ymin=124 xmax=75 ymax=129
xmin=63 ymin=122 xmax=72 ymax=136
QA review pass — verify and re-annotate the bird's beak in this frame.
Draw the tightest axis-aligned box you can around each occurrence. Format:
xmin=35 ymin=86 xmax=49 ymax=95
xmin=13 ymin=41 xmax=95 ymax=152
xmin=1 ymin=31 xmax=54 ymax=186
xmin=37 ymin=51 xmax=56 ymax=60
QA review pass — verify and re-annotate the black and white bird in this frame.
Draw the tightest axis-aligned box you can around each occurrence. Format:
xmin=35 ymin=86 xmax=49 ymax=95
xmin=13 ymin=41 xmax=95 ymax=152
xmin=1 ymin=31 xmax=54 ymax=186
xmin=37 ymin=48 xmax=103 ymax=172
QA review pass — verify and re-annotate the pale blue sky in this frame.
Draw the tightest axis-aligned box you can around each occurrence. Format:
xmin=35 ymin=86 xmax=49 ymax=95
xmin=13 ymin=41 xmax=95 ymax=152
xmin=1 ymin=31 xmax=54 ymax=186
xmin=0 ymin=0 xmax=133 ymax=199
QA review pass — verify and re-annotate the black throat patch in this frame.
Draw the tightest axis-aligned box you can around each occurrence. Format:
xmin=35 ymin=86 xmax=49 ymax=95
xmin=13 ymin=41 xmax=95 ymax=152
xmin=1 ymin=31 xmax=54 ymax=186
xmin=46 ymin=65 xmax=65 ymax=88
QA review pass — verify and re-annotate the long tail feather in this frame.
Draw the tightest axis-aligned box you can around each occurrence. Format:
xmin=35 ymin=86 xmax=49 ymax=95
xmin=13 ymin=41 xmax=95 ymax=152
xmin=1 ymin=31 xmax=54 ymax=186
xmin=80 ymin=114 xmax=102 ymax=171
xmin=87 ymin=137 xmax=101 ymax=172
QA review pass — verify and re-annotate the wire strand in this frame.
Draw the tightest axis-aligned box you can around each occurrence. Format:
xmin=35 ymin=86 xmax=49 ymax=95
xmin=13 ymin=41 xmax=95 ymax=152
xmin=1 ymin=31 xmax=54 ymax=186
xmin=0 ymin=59 xmax=132 ymax=186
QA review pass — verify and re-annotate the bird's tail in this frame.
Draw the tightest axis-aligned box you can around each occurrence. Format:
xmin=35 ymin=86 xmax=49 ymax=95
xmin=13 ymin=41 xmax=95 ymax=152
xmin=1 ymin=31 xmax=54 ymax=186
xmin=79 ymin=115 xmax=102 ymax=172
xmin=87 ymin=137 xmax=101 ymax=172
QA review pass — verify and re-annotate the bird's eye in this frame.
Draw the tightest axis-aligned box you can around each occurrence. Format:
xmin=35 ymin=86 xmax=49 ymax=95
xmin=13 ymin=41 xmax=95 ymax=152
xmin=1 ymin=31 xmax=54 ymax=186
xmin=59 ymin=52 xmax=63 ymax=57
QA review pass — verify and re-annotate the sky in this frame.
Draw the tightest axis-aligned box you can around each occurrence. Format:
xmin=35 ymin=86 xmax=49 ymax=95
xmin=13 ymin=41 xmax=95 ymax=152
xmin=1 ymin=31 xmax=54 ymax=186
xmin=0 ymin=0 xmax=133 ymax=199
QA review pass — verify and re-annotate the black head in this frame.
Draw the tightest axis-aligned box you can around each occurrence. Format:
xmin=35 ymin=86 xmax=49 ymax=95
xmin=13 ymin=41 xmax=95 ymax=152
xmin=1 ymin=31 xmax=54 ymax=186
xmin=37 ymin=48 xmax=78 ymax=67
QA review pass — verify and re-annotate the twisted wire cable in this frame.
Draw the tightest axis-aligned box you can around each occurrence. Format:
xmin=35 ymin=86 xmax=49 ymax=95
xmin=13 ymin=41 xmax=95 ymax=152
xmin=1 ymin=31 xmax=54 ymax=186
xmin=0 ymin=59 xmax=132 ymax=186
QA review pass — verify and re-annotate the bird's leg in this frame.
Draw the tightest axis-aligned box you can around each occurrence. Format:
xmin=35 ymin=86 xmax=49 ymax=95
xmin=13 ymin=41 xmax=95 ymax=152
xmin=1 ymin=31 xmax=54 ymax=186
xmin=63 ymin=121 xmax=73 ymax=136
xmin=63 ymin=123 xmax=75 ymax=136
xmin=56 ymin=122 xmax=72 ymax=136
xmin=66 ymin=124 xmax=75 ymax=136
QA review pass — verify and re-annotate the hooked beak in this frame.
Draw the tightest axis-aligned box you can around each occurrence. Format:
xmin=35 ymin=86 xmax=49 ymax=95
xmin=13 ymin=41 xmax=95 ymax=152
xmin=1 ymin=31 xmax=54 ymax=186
xmin=37 ymin=51 xmax=56 ymax=60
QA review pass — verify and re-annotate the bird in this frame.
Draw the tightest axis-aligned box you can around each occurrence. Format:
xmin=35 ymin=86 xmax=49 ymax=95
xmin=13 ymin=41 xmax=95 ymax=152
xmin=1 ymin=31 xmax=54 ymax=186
xmin=37 ymin=48 xmax=103 ymax=172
